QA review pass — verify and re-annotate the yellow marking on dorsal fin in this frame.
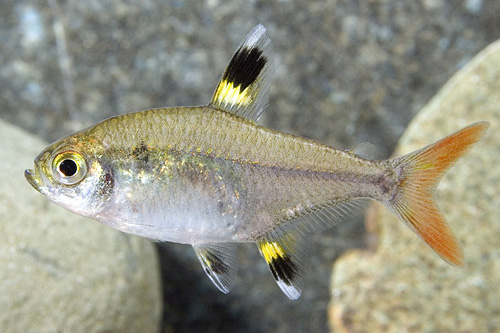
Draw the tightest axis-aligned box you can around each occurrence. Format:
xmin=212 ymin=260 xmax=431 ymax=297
xmin=208 ymin=24 xmax=274 ymax=121
xmin=213 ymin=80 xmax=253 ymax=108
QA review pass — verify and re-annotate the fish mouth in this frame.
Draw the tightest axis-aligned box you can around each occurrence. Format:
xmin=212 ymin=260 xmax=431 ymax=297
xmin=25 ymin=168 xmax=43 ymax=193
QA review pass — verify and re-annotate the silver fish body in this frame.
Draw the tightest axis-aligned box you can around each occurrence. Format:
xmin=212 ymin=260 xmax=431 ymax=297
xmin=25 ymin=25 xmax=488 ymax=299
xmin=59 ymin=106 xmax=394 ymax=244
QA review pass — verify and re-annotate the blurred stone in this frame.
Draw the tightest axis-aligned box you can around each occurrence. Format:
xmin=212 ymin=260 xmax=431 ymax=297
xmin=329 ymin=40 xmax=500 ymax=332
xmin=0 ymin=119 xmax=162 ymax=332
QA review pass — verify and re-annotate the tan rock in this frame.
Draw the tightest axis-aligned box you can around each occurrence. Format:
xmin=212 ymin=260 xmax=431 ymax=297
xmin=329 ymin=40 xmax=500 ymax=332
xmin=0 ymin=120 xmax=162 ymax=332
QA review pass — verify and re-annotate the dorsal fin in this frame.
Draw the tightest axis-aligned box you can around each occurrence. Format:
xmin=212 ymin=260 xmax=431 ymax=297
xmin=192 ymin=243 xmax=239 ymax=293
xmin=209 ymin=24 xmax=274 ymax=122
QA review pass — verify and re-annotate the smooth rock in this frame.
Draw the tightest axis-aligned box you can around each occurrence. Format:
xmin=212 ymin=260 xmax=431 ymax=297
xmin=0 ymin=119 xmax=162 ymax=332
xmin=329 ymin=40 xmax=500 ymax=332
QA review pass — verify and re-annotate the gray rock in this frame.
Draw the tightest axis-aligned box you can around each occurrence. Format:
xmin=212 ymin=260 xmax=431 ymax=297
xmin=329 ymin=40 xmax=500 ymax=332
xmin=0 ymin=119 xmax=162 ymax=332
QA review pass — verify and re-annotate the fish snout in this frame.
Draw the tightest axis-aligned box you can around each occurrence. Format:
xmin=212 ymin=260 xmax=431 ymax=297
xmin=25 ymin=168 xmax=43 ymax=192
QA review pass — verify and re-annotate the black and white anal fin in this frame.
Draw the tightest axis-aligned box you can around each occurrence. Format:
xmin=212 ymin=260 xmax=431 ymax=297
xmin=257 ymin=232 xmax=306 ymax=300
xmin=192 ymin=243 xmax=239 ymax=294
xmin=209 ymin=24 xmax=274 ymax=122
xmin=257 ymin=198 xmax=367 ymax=299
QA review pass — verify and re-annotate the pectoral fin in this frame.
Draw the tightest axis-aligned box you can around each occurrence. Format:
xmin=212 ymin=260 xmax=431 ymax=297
xmin=192 ymin=243 xmax=239 ymax=294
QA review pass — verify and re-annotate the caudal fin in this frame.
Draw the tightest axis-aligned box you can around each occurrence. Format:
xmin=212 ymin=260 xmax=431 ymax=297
xmin=389 ymin=122 xmax=489 ymax=266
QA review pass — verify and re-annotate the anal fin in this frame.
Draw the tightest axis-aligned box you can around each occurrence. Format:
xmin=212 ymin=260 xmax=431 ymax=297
xmin=192 ymin=243 xmax=238 ymax=294
xmin=257 ymin=198 xmax=366 ymax=299
xmin=257 ymin=233 xmax=306 ymax=300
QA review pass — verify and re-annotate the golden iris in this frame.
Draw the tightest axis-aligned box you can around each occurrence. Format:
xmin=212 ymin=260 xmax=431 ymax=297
xmin=51 ymin=151 xmax=87 ymax=185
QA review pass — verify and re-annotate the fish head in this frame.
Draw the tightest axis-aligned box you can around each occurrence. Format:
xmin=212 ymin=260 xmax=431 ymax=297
xmin=25 ymin=132 xmax=113 ymax=218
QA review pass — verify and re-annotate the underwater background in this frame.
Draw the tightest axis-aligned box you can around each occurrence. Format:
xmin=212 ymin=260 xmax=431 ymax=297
xmin=1 ymin=0 xmax=499 ymax=332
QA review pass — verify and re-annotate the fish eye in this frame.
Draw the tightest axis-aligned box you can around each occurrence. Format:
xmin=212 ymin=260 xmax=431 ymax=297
xmin=52 ymin=151 xmax=87 ymax=185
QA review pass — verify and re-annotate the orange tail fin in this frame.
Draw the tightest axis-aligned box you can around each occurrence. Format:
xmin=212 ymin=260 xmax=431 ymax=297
xmin=389 ymin=122 xmax=489 ymax=266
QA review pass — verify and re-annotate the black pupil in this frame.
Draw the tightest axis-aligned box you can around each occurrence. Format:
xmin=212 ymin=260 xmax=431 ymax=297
xmin=59 ymin=159 xmax=78 ymax=177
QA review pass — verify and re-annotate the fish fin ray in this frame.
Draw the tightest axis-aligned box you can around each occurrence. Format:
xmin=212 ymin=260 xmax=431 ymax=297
xmin=388 ymin=122 xmax=489 ymax=266
xmin=302 ymin=198 xmax=367 ymax=234
xmin=209 ymin=24 xmax=274 ymax=121
xmin=192 ymin=243 xmax=239 ymax=293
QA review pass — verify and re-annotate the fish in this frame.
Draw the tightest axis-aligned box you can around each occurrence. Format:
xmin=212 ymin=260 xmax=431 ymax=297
xmin=25 ymin=24 xmax=489 ymax=299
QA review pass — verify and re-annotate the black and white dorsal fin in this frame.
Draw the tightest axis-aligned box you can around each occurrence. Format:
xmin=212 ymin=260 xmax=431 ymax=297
xmin=209 ymin=24 xmax=274 ymax=122
xmin=192 ymin=243 xmax=239 ymax=294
